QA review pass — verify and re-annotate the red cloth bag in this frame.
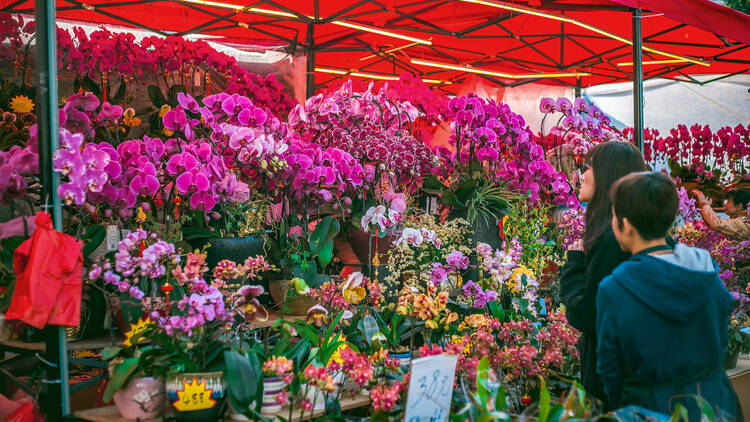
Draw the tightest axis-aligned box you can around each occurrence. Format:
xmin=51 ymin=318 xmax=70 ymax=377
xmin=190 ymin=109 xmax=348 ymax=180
xmin=5 ymin=212 xmax=83 ymax=329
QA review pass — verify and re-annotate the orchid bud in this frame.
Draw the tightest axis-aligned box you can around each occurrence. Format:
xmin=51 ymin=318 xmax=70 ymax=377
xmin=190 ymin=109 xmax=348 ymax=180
xmin=211 ymin=212 xmax=221 ymax=220
xmin=204 ymin=215 xmax=210 ymax=223
xmin=343 ymin=197 xmax=352 ymax=206
xmin=140 ymin=202 xmax=151 ymax=212
xmin=103 ymin=209 xmax=112 ymax=218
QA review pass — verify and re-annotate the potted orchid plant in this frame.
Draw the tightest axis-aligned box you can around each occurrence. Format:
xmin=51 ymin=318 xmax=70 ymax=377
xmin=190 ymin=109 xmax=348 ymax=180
xmin=287 ymin=80 xmax=438 ymax=267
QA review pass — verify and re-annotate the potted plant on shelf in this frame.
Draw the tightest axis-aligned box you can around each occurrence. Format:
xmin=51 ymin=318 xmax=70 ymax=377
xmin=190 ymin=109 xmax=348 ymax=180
xmin=101 ymin=319 xmax=167 ymax=420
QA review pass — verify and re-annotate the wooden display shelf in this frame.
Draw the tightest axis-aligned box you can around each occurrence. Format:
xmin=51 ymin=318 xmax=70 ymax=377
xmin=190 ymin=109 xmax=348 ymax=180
xmin=0 ymin=336 xmax=121 ymax=352
xmin=251 ymin=311 xmax=307 ymax=329
xmin=728 ymin=358 xmax=750 ymax=422
xmin=75 ymin=394 xmax=370 ymax=422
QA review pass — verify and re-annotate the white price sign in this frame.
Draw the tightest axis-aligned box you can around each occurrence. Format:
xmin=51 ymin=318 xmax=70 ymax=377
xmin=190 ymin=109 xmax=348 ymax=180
xmin=403 ymin=354 xmax=458 ymax=422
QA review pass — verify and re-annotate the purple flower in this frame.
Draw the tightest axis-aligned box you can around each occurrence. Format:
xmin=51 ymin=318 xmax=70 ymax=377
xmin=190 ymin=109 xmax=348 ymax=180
xmin=574 ymin=97 xmax=589 ymax=113
xmin=58 ymin=183 xmax=86 ymax=205
xmin=429 ymin=263 xmax=449 ymax=286
xmin=163 ymin=108 xmax=187 ymax=131
xmin=539 ymin=97 xmax=555 ymax=113
xmin=166 ymin=152 xmax=198 ymax=176
xmin=98 ymin=102 xmax=123 ymax=121
xmin=237 ymin=106 xmax=267 ymax=126
xmin=190 ymin=191 xmax=217 ymax=211
xmin=177 ymin=92 xmax=200 ymax=113
xmin=446 ymin=250 xmax=469 ymax=270
xmin=129 ymin=286 xmax=145 ymax=300
xmin=555 ymin=98 xmax=573 ymax=115
xmin=66 ymin=92 xmax=100 ymax=112
xmin=128 ymin=173 xmax=159 ymax=196
xmin=176 ymin=170 xmax=210 ymax=195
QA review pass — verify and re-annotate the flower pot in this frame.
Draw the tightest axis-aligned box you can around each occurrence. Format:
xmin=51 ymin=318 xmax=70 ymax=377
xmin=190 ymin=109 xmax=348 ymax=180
xmin=349 ymin=230 xmax=399 ymax=266
xmin=724 ymin=351 xmax=740 ymax=370
xmin=268 ymin=279 xmax=318 ymax=315
xmin=166 ymin=372 xmax=226 ymax=422
xmin=187 ymin=236 xmax=265 ymax=276
xmin=387 ymin=351 xmax=412 ymax=381
xmin=260 ymin=377 xmax=285 ymax=414
xmin=113 ymin=377 xmax=165 ymax=420
xmin=300 ymin=383 xmax=326 ymax=411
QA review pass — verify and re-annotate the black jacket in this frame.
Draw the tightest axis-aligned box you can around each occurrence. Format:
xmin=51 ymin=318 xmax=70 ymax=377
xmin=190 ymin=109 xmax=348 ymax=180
xmin=560 ymin=228 xmax=630 ymax=407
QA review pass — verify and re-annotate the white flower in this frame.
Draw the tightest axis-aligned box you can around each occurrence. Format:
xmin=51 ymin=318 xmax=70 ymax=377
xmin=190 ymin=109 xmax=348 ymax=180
xmin=394 ymin=227 xmax=423 ymax=247
xmin=361 ymin=205 xmax=388 ymax=233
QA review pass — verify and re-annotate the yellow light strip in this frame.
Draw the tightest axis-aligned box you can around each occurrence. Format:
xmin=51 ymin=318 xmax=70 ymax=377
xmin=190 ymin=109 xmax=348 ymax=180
xmin=179 ymin=0 xmax=431 ymax=45
xmin=360 ymin=42 xmax=422 ymax=61
xmin=331 ymin=22 xmax=432 ymax=45
xmin=616 ymin=59 xmax=689 ymax=66
xmin=410 ymin=58 xmax=590 ymax=79
xmin=315 ymin=67 xmax=451 ymax=84
xmin=458 ymin=0 xmax=710 ymax=67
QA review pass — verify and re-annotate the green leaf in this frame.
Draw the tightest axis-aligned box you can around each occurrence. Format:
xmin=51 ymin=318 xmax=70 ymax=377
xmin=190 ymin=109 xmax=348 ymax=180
xmin=538 ymin=378 xmax=551 ymax=422
xmin=224 ymin=350 xmax=260 ymax=413
xmin=494 ymin=380 xmax=507 ymax=411
xmin=167 ymin=85 xmax=185 ymax=105
xmin=421 ymin=175 xmax=446 ymax=195
xmin=82 ymin=225 xmax=106 ymax=258
xmin=110 ymin=77 xmax=127 ymax=104
xmin=476 ymin=356 xmax=490 ymax=409
xmin=488 ymin=301 xmax=505 ymax=321
xmin=147 ymin=85 xmax=167 ymax=108
xmin=82 ymin=75 xmax=101 ymax=97
xmin=102 ymin=357 xmax=139 ymax=403
xmin=101 ymin=346 xmax=122 ymax=361
xmin=317 ymin=239 xmax=334 ymax=270
xmin=695 ymin=396 xmax=715 ymax=422
xmin=669 ymin=402 xmax=688 ymax=422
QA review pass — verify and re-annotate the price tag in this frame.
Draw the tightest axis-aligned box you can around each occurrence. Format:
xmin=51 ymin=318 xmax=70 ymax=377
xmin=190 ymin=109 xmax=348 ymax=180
xmin=403 ymin=354 xmax=458 ymax=422
xmin=106 ymin=226 xmax=130 ymax=252
xmin=173 ymin=377 xmax=217 ymax=412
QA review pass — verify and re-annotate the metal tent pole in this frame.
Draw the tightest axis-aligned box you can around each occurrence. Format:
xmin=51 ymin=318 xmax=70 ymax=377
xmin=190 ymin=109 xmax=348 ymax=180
xmin=34 ymin=0 xmax=70 ymax=419
xmin=632 ymin=8 xmax=645 ymax=151
xmin=305 ymin=22 xmax=315 ymax=98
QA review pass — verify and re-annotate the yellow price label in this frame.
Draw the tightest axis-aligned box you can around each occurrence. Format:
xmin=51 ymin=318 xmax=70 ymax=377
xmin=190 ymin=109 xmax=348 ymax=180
xmin=173 ymin=378 xmax=217 ymax=412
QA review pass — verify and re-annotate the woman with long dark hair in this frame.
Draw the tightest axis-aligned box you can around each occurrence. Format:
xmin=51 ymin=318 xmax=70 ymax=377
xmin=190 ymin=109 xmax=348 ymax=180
xmin=560 ymin=141 xmax=648 ymax=407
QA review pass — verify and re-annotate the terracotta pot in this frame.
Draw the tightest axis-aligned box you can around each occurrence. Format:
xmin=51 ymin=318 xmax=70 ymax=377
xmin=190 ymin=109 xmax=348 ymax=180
xmin=166 ymin=372 xmax=226 ymax=422
xmin=113 ymin=377 xmax=165 ymax=420
xmin=268 ymin=279 xmax=319 ymax=315
xmin=349 ymin=230 xmax=400 ymax=265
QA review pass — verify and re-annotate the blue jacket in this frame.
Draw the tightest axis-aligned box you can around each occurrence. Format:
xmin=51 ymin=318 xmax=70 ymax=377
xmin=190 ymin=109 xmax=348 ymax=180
xmin=596 ymin=244 xmax=737 ymax=420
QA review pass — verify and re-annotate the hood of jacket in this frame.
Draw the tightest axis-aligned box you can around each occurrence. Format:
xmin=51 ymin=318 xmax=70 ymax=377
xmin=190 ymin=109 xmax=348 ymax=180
xmin=610 ymin=244 xmax=721 ymax=324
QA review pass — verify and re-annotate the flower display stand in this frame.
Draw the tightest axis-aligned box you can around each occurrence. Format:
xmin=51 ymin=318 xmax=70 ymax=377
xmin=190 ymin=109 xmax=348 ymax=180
xmin=728 ymin=357 xmax=750 ymax=422
xmin=74 ymin=394 xmax=370 ymax=422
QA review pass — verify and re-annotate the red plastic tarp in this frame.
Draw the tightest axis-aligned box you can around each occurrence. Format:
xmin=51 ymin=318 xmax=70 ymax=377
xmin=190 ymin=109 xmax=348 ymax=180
xmin=2 ymin=0 xmax=749 ymax=92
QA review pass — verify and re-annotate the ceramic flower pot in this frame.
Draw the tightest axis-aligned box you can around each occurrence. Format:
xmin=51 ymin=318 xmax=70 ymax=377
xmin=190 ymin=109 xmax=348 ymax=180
xmin=113 ymin=377 xmax=165 ymax=420
xmin=260 ymin=377 xmax=285 ymax=414
xmin=724 ymin=350 xmax=740 ymax=370
xmin=166 ymin=372 xmax=226 ymax=422
xmin=268 ymin=279 xmax=318 ymax=315
xmin=349 ymin=230 xmax=400 ymax=266
xmin=387 ymin=351 xmax=412 ymax=381
xmin=187 ymin=236 xmax=265 ymax=276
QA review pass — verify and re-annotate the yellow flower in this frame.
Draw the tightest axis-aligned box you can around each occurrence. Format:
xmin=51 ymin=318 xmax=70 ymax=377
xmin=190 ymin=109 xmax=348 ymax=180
xmin=342 ymin=272 xmax=366 ymax=304
xmin=425 ymin=320 xmax=438 ymax=329
xmin=159 ymin=104 xmax=171 ymax=117
xmin=124 ymin=107 xmax=136 ymax=119
xmin=292 ymin=277 xmax=310 ymax=295
xmin=327 ymin=338 xmax=348 ymax=366
xmin=10 ymin=95 xmax=34 ymax=113
xmin=508 ymin=265 xmax=535 ymax=293
xmin=162 ymin=128 xmax=174 ymax=136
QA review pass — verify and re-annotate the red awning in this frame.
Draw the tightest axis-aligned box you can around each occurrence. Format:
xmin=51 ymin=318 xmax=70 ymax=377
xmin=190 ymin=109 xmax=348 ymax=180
xmin=2 ymin=0 xmax=749 ymax=92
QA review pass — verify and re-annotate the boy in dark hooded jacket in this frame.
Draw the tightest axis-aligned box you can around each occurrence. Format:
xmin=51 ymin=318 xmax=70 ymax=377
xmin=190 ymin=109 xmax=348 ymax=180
xmin=596 ymin=172 xmax=738 ymax=420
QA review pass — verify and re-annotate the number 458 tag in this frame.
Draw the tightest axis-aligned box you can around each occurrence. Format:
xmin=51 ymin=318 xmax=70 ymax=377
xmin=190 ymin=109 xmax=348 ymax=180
xmin=173 ymin=378 xmax=216 ymax=412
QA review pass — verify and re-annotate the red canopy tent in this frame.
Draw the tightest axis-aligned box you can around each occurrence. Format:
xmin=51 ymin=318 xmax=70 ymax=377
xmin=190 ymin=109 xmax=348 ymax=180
xmin=3 ymin=0 xmax=750 ymax=93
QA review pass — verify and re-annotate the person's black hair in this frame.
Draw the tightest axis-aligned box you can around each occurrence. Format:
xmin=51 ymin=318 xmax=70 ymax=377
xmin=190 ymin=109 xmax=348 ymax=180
xmin=583 ymin=141 xmax=648 ymax=251
xmin=727 ymin=190 xmax=750 ymax=209
xmin=611 ymin=172 xmax=678 ymax=240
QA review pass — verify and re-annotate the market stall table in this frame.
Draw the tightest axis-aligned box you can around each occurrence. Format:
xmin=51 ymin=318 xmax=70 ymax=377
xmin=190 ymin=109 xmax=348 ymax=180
xmin=74 ymin=393 xmax=371 ymax=422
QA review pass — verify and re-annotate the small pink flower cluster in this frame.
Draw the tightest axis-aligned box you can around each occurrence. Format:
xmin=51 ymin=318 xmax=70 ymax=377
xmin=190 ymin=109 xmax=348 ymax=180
xmin=370 ymin=382 xmax=403 ymax=413
xmin=339 ymin=347 xmax=374 ymax=387
xmin=263 ymin=356 xmax=295 ymax=385
xmin=310 ymin=281 xmax=350 ymax=312
xmin=302 ymin=364 xmax=337 ymax=393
